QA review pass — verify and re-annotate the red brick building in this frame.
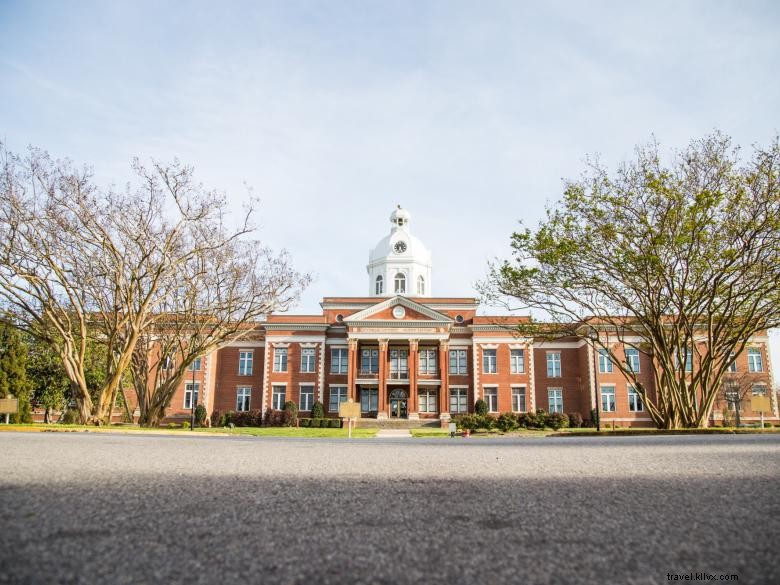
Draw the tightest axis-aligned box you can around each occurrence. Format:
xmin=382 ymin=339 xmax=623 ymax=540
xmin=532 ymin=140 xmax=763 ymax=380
xmin=159 ymin=206 xmax=777 ymax=427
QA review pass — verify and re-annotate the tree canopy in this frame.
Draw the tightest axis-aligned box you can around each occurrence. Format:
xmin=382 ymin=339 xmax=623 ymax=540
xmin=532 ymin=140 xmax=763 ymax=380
xmin=482 ymin=132 xmax=780 ymax=428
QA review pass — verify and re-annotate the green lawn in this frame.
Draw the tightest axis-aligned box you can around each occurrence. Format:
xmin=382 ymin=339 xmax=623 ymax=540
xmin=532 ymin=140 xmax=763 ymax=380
xmin=195 ymin=426 xmax=378 ymax=438
xmin=0 ymin=423 xmax=378 ymax=438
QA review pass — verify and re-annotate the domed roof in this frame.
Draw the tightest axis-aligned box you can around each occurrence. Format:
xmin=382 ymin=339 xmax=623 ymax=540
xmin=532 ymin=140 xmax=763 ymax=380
xmin=368 ymin=205 xmax=431 ymax=265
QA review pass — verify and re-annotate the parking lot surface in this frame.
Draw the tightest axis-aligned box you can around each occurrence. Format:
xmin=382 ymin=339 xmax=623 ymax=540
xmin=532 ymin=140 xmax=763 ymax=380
xmin=1 ymin=432 xmax=777 ymax=584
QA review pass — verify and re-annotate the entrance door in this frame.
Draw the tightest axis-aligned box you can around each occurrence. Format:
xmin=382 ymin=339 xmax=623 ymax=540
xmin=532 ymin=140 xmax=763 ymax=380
xmin=389 ymin=389 xmax=408 ymax=418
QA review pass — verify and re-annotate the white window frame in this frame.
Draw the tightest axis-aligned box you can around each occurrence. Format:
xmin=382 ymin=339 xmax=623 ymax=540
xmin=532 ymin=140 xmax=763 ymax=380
xmin=299 ymin=384 xmax=315 ymax=412
xmin=418 ymin=389 xmax=437 ymax=413
xmin=183 ymin=382 xmax=200 ymax=410
xmin=748 ymin=348 xmax=763 ymax=372
xmin=375 ymin=275 xmax=383 ymax=295
xmin=482 ymin=349 xmax=497 ymax=374
xmin=548 ymin=387 xmax=563 ymax=413
xmin=300 ymin=348 xmax=316 ymax=373
xmin=511 ymin=386 xmax=526 ymax=413
xmin=238 ymin=350 xmax=253 ymax=376
xmin=188 ymin=357 xmax=202 ymax=371
xmin=510 ymin=349 xmax=525 ymax=374
xmin=329 ymin=385 xmax=348 ymax=412
xmin=624 ymin=348 xmax=640 ymax=373
xmin=271 ymin=384 xmax=286 ymax=410
xmin=416 ymin=275 xmax=425 ymax=295
xmin=600 ymin=384 xmax=616 ymax=412
xmin=273 ymin=348 xmax=288 ymax=373
xmin=752 ymin=384 xmax=767 ymax=396
xmin=360 ymin=348 xmax=379 ymax=374
xmin=449 ymin=387 xmax=468 ymax=414
xmin=727 ymin=353 xmax=737 ymax=372
xmin=598 ymin=349 xmax=613 ymax=373
xmin=627 ymin=385 xmax=643 ymax=412
xmin=419 ymin=348 xmax=437 ymax=375
xmin=236 ymin=386 xmax=251 ymax=412
xmin=394 ymin=273 xmax=406 ymax=294
xmin=330 ymin=348 xmax=348 ymax=374
xmin=360 ymin=387 xmax=378 ymax=413
xmin=547 ymin=352 xmax=561 ymax=378
xmin=449 ymin=350 xmax=467 ymax=375
xmin=483 ymin=386 xmax=498 ymax=413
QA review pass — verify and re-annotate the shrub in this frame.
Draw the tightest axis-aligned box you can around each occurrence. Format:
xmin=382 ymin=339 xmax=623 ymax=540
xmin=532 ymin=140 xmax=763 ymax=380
xmin=476 ymin=414 xmax=495 ymax=431
xmin=210 ymin=409 xmax=222 ymax=427
xmin=547 ymin=412 xmax=569 ymax=430
xmin=61 ymin=408 xmax=79 ymax=425
xmin=453 ymin=414 xmax=478 ymax=431
xmin=474 ymin=399 xmax=488 ymax=416
xmin=309 ymin=418 xmax=321 ymax=428
xmin=568 ymin=412 xmax=583 ymax=428
xmin=311 ymin=401 xmax=325 ymax=419
xmin=329 ymin=418 xmax=342 ymax=428
xmin=167 ymin=422 xmax=179 ymax=429
xmin=194 ymin=404 xmax=207 ymax=426
xmin=299 ymin=418 xmax=310 ymax=428
xmin=589 ymin=408 xmax=600 ymax=428
xmin=763 ymin=422 xmax=773 ymax=428
xmin=283 ymin=400 xmax=298 ymax=425
xmin=181 ymin=421 xmax=191 ymax=430
xmin=496 ymin=412 xmax=519 ymax=432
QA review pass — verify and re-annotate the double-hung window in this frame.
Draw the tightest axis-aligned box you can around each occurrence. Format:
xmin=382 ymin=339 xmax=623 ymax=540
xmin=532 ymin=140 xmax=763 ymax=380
xmin=598 ymin=349 xmax=613 ymax=373
xmin=548 ymin=388 xmax=563 ymax=413
xmin=483 ymin=387 xmax=498 ymax=412
xmin=329 ymin=386 xmax=348 ymax=412
xmin=272 ymin=385 xmax=286 ymax=410
xmin=419 ymin=349 xmax=437 ymax=375
xmin=273 ymin=348 xmax=288 ymax=372
xmin=184 ymin=383 xmax=199 ymax=409
xmin=389 ymin=349 xmax=408 ymax=379
xmin=510 ymin=349 xmax=524 ymax=374
xmin=330 ymin=348 xmax=348 ymax=374
xmin=449 ymin=350 xmax=467 ymax=375
xmin=748 ymin=348 xmax=763 ymax=372
xmin=299 ymin=385 xmax=314 ymax=412
xmin=624 ymin=349 xmax=640 ymax=373
xmin=600 ymin=385 xmax=616 ymax=412
xmin=727 ymin=353 xmax=737 ymax=372
xmin=238 ymin=351 xmax=253 ymax=376
xmin=360 ymin=387 xmax=378 ymax=412
xmin=449 ymin=388 xmax=468 ymax=414
xmin=188 ymin=357 xmax=202 ymax=371
xmin=482 ymin=349 xmax=497 ymax=374
xmin=628 ymin=386 xmax=643 ymax=412
xmin=236 ymin=387 xmax=251 ymax=412
xmin=547 ymin=352 xmax=561 ymax=377
xmin=418 ymin=389 xmax=437 ymax=413
xmin=360 ymin=349 xmax=379 ymax=374
xmin=511 ymin=386 xmax=526 ymax=412
xmin=752 ymin=384 xmax=767 ymax=397
xmin=300 ymin=348 xmax=316 ymax=373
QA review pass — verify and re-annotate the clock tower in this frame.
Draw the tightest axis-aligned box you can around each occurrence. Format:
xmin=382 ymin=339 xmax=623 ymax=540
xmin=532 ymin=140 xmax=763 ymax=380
xmin=367 ymin=205 xmax=433 ymax=297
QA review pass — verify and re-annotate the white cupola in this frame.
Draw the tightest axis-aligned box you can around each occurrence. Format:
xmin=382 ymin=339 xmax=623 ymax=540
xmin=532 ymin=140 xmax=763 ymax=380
xmin=367 ymin=205 xmax=432 ymax=297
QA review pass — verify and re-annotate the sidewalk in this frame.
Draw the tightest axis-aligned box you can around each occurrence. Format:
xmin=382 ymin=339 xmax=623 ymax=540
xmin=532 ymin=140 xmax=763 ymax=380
xmin=375 ymin=429 xmax=412 ymax=438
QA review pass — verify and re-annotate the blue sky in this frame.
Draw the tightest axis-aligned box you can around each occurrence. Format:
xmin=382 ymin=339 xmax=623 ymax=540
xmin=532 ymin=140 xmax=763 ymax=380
xmin=2 ymin=1 xmax=779 ymax=379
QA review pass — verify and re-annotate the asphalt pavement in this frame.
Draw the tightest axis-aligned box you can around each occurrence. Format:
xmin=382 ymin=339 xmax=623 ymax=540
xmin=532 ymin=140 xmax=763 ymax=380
xmin=0 ymin=432 xmax=778 ymax=584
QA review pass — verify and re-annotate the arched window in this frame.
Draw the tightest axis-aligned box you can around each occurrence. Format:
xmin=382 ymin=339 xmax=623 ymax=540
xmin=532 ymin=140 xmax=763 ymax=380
xmin=394 ymin=273 xmax=406 ymax=293
xmin=375 ymin=275 xmax=383 ymax=295
xmin=417 ymin=275 xmax=425 ymax=295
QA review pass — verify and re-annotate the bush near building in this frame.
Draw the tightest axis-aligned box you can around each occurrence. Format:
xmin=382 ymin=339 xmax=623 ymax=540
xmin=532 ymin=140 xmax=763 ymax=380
xmin=453 ymin=409 xmax=574 ymax=432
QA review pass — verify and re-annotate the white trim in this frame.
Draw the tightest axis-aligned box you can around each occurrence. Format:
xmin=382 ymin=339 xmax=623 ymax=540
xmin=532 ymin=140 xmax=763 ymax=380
xmin=221 ymin=340 xmax=265 ymax=348
xmin=417 ymin=379 xmax=442 ymax=386
xmin=535 ymin=340 xmax=588 ymax=349
xmin=264 ymin=335 xmax=326 ymax=343
xmin=325 ymin=340 xmax=349 ymax=346
xmin=299 ymin=342 xmax=318 ymax=348
xmin=479 ymin=343 xmax=499 ymax=350
xmin=528 ymin=343 xmax=536 ymax=411
xmin=471 ymin=337 xmax=533 ymax=344
xmin=344 ymin=295 xmax=454 ymax=323
xmin=317 ymin=342 xmax=326 ymax=403
xmin=349 ymin=332 xmax=449 ymax=340
xmin=271 ymin=342 xmax=290 ymax=348
xmin=449 ymin=384 xmax=469 ymax=389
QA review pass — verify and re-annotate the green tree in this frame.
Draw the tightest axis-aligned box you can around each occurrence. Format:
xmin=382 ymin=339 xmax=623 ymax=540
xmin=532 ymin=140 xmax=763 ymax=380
xmin=0 ymin=321 xmax=32 ymax=422
xmin=483 ymin=133 xmax=780 ymax=429
xmin=25 ymin=334 xmax=70 ymax=423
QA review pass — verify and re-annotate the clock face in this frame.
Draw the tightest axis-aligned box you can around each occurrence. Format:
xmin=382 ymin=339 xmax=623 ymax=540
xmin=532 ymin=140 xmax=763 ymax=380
xmin=394 ymin=241 xmax=407 ymax=254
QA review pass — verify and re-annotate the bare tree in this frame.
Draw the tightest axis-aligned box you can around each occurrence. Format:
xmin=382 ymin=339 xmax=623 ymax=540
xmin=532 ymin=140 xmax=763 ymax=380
xmin=130 ymin=243 xmax=307 ymax=427
xmin=0 ymin=143 xmax=309 ymax=424
xmin=481 ymin=133 xmax=780 ymax=428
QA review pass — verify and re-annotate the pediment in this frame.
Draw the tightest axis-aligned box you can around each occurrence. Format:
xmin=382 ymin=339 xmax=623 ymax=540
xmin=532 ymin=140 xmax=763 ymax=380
xmin=343 ymin=296 xmax=453 ymax=324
